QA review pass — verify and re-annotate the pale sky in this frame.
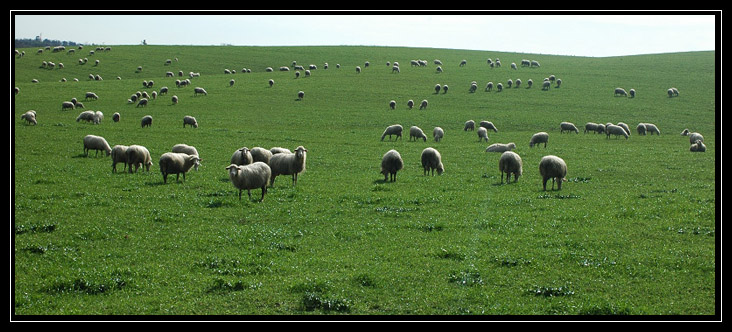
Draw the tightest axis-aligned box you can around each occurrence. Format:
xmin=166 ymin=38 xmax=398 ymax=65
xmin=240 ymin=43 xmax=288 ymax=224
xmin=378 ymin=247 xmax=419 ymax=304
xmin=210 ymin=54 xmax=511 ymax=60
xmin=12 ymin=12 xmax=717 ymax=57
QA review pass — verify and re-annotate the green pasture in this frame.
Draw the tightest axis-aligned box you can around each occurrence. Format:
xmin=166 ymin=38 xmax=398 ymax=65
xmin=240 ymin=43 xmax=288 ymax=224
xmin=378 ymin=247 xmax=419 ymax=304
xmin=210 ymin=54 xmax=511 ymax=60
xmin=13 ymin=45 xmax=716 ymax=316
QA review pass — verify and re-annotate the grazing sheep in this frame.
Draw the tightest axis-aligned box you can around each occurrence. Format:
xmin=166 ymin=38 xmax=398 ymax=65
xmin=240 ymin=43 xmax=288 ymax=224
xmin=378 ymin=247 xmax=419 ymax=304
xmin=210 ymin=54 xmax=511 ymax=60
xmin=644 ymin=123 xmax=661 ymax=135
xmin=436 ymin=66 xmax=443 ymax=73
xmin=584 ymin=122 xmax=603 ymax=134
xmin=497 ymin=83 xmax=504 ymax=92
xmin=356 ymin=66 xmax=361 ymax=73
xmin=298 ymin=91 xmax=305 ymax=100
xmin=392 ymin=65 xmax=400 ymax=73
xmin=183 ymin=115 xmax=198 ymax=128
xmin=498 ymin=151 xmax=523 ymax=184
xmin=464 ymin=120 xmax=475 ymax=131
xmin=477 ymin=127 xmax=490 ymax=142
xmin=226 ymin=162 xmax=272 ymax=201
xmin=686 ymin=132 xmax=704 ymax=144
xmin=231 ymin=147 xmax=253 ymax=166
xmin=419 ymin=99 xmax=428 ymax=110
xmin=435 ymin=84 xmax=441 ymax=94
xmin=250 ymin=147 xmax=273 ymax=164
xmin=485 ymin=82 xmax=494 ymax=92
xmin=141 ymin=115 xmax=153 ymax=128
xmin=529 ymin=132 xmax=549 ymax=148
xmin=614 ymin=88 xmax=628 ymax=97
xmin=389 ymin=100 xmax=396 ymax=110
xmin=542 ymin=81 xmax=551 ymax=90
xmin=629 ymin=89 xmax=636 ymax=98
xmin=159 ymin=152 xmax=202 ymax=183
xmin=137 ymin=98 xmax=148 ymax=107
xmin=270 ymin=147 xmax=292 ymax=155
xmin=269 ymin=146 xmax=307 ymax=186
xmin=617 ymin=122 xmax=632 ymax=136
xmin=668 ymin=88 xmax=679 ymax=97
xmin=110 ymin=145 xmax=128 ymax=173
xmin=442 ymin=85 xmax=448 ymax=94
xmin=76 ymin=110 xmax=96 ymax=123
xmin=159 ymin=86 xmax=168 ymax=95
xmin=560 ymin=122 xmax=579 ymax=134
xmin=485 ymin=142 xmax=516 ymax=153
xmin=636 ymin=123 xmax=647 ymax=135
xmin=515 ymin=79 xmax=522 ymax=88
xmin=555 ymin=79 xmax=562 ymax=88
xmin=380 ymin=149 xmax=404 ymax=182
xmin=112 ymin=112 xmax=120 ymax=122
xmin=172 ymin=95 xmax=179 ymax=105
xmin=269 ymin=79 xmax=275 ymax=87
xmin=381 ymin=124 xmax=403 ymax=141
xmin=433 ymin=127 xmax=444 ymax=142
xmin=125 ymin=145 xmax=153 ymax=173
xmin=527 ymin=79 xmax=533 ymax=88
xmin=407 ymin=99 xmax=414 ymax=109
xmin=171 ymin=144 xmax=199 ymax=158
xmin=83 ymin=135 xmax=112 ymax=157
xmin=479 ymin=121 xmax=498 ymax=133
xmin=460 ymin=59 xmax=467 ymax=67
xmin=229 ymin=79 xmax=235 ymax=87
xmin=21 ymin=110 xmax=37 ymax=125
xmin=409 ymin=126 xmax=427 ymax=142
xmin=605 ymin=124 xmax=629 ymax=139
xmin=539 ymin=155 xmax=568 ymax=191
xmin=62 ymin=101 xmax=75 ymax=110
xmin=194 ymin=87 xmax=207 ymax=96
xmin=469 ymin=82 xmax=478 ymax=93
xmin=420 ymin=147 xmax=444 ymax=176
xmin=690 ymin=141 xmax=706 ymax=152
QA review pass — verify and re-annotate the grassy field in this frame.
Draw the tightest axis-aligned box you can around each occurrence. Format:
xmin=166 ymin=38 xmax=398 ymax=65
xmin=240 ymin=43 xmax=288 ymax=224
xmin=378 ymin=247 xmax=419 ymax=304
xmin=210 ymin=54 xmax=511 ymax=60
xmin=12 ymin=45 xmax=717 ymax=317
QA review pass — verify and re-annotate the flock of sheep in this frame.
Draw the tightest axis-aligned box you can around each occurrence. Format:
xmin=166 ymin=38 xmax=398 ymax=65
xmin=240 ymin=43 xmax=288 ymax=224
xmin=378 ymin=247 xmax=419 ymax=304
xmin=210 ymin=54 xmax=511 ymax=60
xmin=16 ymin=46 xmax=708 ymax=202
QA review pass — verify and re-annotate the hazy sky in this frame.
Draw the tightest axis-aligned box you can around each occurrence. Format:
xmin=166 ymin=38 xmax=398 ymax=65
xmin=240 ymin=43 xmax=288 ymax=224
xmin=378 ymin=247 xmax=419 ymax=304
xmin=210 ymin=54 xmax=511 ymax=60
xmin=12 ymin=12 xmax=717 ymax=57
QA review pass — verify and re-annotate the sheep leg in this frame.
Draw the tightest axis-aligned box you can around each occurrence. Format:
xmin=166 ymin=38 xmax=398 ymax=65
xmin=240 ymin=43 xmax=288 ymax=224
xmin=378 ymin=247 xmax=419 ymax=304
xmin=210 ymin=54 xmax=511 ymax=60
xmin=163 ymin=173 xmax=168 ymax=183
xmin=247 ymin=190 xmax=252 ymax=200
xmin=542 ymin=177 xmax=548 ymax=191
xmin=260 ymin=187 xmax=266 ymax=202
xmin=238 ymin=189 xmax=242 ymax=200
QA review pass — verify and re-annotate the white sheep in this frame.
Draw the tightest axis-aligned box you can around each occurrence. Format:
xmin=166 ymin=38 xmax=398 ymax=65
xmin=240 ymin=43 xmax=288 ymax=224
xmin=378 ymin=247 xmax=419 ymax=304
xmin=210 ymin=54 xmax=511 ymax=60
xmin=141 ymin=115 xmax=153 ymax=128
xmin=194 ymin=87 xmax=207 ymax=96
xmin=433 ymin=127 xmax=444 ymax=142
xmin=614 ymin=88 xmax=628 ymax=97
xmin=542 ymin=81 xmax=551 ymax=90
xmin=112 ymin=112 xmax=120 ymax=122
xmin=250 ymin=147 xmax=273 ymax=164
xmin=420 ymin=147 xmax=444 ymax=176
xmin=498 ymin=151 xmax=523 ymax=184
xmin=560 ymin=122 xmax=579 ymax=134
xmin=584 ymin=122 xmax=603 ymax=134
xmin=629 ymin=89 xmax=636 ymax=98
xmin=389 ymin=100 xmax=396 ymax=110
xmin=136 ymin=98 xmax=148 ymax=107
xmin=464 ymin=120 xmax=475 ymax=131
xmin=605 ymin=124 xmax=629 ymax=139
xmin=231 ymin=147 xmax=253 ymax=166
xmin=270 ymin=147 xmax=292 ymax=155
xmin=485 ymin=142 xmax=516 ymax=153
xmin=479 ymin=121 xmax=498 ymax=133
xmin=381 ymin=124 xmax=403 ymax=141
xmin=172 ymin=95 xmax=179 ymax=105
xmin=539 ymin=155 xmax=568 ymax=191
xmin=62 ymin=101 xmax=75 ymax=110
xmin=269 ymin=146 xmax=307 ymax=186
xmin=85 ymin=92 xmax=99 ymax=100
xmin=419 ymin=99 xmax=428 ymax=110
xmin=298 ymin=91 xmax=305 ymax=100
xmin=21 ymin=110 xmax=37 ymax=125
xmin=125 ymin=145 xmax=153 ymax=173
xmin=690 ymin=141 xmax=706 ymax=152
xmin=689 ymin=132 xmax=704 ymax=144
xmin=617 ymin=122 xmax=632 ymax=136
xmin=380 ymin=149 xmax=404 ymax=182
xmin=529 ymin=132 xmax=549 ymax=148
xmin=159 ymin=152 xmax=202 ymax=183
xmin=409 ymin=126 xmax=427 ymax=142
xmin=171 ymin=144 xmax=199 ymax=159
xmin=183 ymin=115 xmax=198 ymax=128
xmin=407 ymin=100 xmax=414 ymax=109
xmin=110 ymin=145 xmax=128 ymax=173
xmin=644 ymin=123 xmax=661 ymax=135
xmin=485 ymin=82 xmax=494 ymax=92
xmin=636 ymin=123 xmax=647 ymax=135
xmin=226 ymin=162 xmax=272 ymax=201
xmin=83 ymin=135 xmax=112 ymax=157
xmin=435 ymin=84 xmax=442 ymax=94
xmin=477 ymin=127 xmax=489 ymax=142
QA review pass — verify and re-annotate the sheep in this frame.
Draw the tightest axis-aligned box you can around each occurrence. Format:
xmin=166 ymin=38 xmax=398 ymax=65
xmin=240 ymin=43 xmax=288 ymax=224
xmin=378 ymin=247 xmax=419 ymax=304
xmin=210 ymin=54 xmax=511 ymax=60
xmin=690 ymin=141 xmax=706 ymax=152
xmin=172 ymin=95 xmax=179 ymax=105
xmin=539 ymin=155 xmax=568 ymax=191
xmin=228 ymin=79 xmax=235 ymax=87
xmin=419 ymin=99 xmax=428 ymax=110
xmin=141 ymin=115 xmax=153 ymax=128
xmin=269 ymin=146 xmax=307 ymax=186
xmin=381 ymin=124 xmax=403 ymax=141
xmin=125 ymin=145 xmax=153 ymax=173
xmin=584 ymin=122 xmax=603 ymax=134
xmin=464 ymin=120 xmax=475 ymax=131
xmin=605 ymin=124 xmax=629 ymax=139
xmin=270 ymin=147 xmax=292 ymax=155
xmin=137 ymin=98 xmax=148 ymax=107
xmin=434 ymin=84 xmax=442 ymax=94
xmin=469 ymin=82 xmax=478 ymax=93
xmin=485 ymin=142 xmax=516 ymax=153
xmin=231 ymin=147 xmax=253 ymax=166
xmin=420 ymin=147 xmax=444 ymax=176
xmin=510 ymin=62 xmax=517 ymax=70
xmin=112 ymin=112 xmax=120 ymax=122
xmin=668 ymin=88 xmax=679 ymax=97
xmin=409 ymin=126 xmax=427 ymax=142
xmin=498 ymin=151 xmax=523 ymax=184
xmin=529 ymin=132 xmax=549 ymax=148
xmin=436 ymin=66 xmax=443 ymax=73
xmin=183 ymin=115 xmax=198 ymax=128
xmin=507 ymin=79 xmax=513 ymax=88
xmin=629 ymin=89 xmax=636 ymax=98
xmin=392 ymin=65 xmax=400 ymax=73
xmin=407 ymin=100 xmax=414 ymax=109
xmin=644 ymin=123 xmax=661 ymax=135
xmin=433 ymin=127 xmax=444 ymax=142
xmin=687 ymin=132 xmax=704 ymax=144
xmin=485 ymin=82 xmax=494 ymax=92
xmin=515 ymin=79 xmax=522 ymax=88
xmin=617 ymin=122 xmax=632 ymax=136
xmin=159 ymin=152 xmax=202 ymax=183
xmin=527 ymin=79 xmax=533 ymax=89
xmin=62 ymin=101 xmax=75 ymax=110
xmin=159 ymin=86 xmax=169 ymax=95
xmin=83 ymin=135 xmax=112 ymax=157
xmin=460 ymin=59 xmax=467 ymax=67
xmin=614 ymin=87 xmax=628 ymax=97
xmin=560 ymin=122 xmax=579 ymax=134
xmin=21 ymin=110 xmax=37 ymax=125
xmin=194 ymin=87 xmax=207 ymax=96
xmin=477 ymin=127 xmax=490 ymax=142
xmin=85 ymin=92 xmax=98 ymax=100
xmin=442 ymin=85 xmax=448 ymax=94
xmin=389 ymin=100 xmax=396 ymax=110
xmin=171 ymin=144 xmax=199 ymax=159
xmin=226 ymin=162 xmax=272 ymax=201
xmin=380 ymin=149 xmax=404 ymax=182
xmin=269 ymin=79 xmax=275 ymax=87
xmin=555 ymin=79 xmax=562 ymax=88
xmin=110 ymin=145 xmax=129 ymax=173
xmin=542 ymin=81 xmax=551 ymax=90
xmin=298 ymin=91 xmax=305 ymax=100
xmin=250 ymin=147 xmax=273 ymax=164
xmin=76 ymin=110 xmax=96 ymax=123
xmin=356 ymin=66 xmax=361 ymax=73
xmin=497 ymin=83 xmax=504 ymax=92
xmin=479 ymin=121 xmax=498 ymax=133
